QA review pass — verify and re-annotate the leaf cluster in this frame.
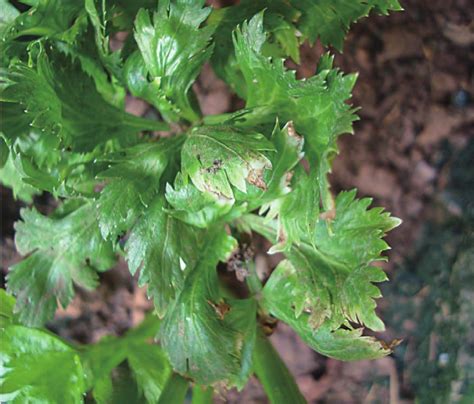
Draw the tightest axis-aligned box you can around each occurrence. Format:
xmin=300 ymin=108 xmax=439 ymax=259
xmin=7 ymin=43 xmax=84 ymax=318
xmin=1 ymin=0 xmax=401 ymax=402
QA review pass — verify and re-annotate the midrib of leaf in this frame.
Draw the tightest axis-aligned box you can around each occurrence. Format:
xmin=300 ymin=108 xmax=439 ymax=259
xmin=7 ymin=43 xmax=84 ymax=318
xmin=161 ymin=214 xmax=172 ymax=288
xmin=162 ymin=8 xmax=186 ymax=77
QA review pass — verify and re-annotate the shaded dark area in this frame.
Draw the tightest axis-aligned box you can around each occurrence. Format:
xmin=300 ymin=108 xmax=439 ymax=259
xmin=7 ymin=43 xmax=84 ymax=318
xmin=1 ymin=0 xmax=473 ymax=402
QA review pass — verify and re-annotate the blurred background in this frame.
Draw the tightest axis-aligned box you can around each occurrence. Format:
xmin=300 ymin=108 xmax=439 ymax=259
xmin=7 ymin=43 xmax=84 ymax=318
xmin=1 ymin=0 xmax=473 ymax=402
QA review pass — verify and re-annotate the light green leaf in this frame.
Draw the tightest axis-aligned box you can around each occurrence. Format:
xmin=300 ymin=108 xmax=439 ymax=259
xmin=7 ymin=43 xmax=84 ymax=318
xmin=0 ymin=0 xmax=19 ymax=28
xmin=0 ymin=152 xmax=40 ymax=203
xmin=165 ymin=172 xmax=237 ymax=228
xmin=131 ymin=0 xmax=214 ymax=122
xmin=250 ymin=120 xmax=304 ymax=210
xmin=7 ymin=202 xmax=116 ymax=326
xmin=0 ymin=326 xmax=85 ymax=404
xmin=262 ymin=260 xmax=391 ymax=361
xmin=181 ymin=125 xmax=274 ymax=201
xmin=233 ymin=14 xmax=358 ymax=209
xmin=0 ymin=289 xmax=16 ymax=327
xmin=264 ymin=167 xmax=320 ymax=251
xmin=246 ymin=190 xmax=400 ymax=340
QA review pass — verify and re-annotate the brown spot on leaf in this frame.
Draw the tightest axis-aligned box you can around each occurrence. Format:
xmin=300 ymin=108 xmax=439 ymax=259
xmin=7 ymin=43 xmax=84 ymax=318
xmin=277 ymin=227 xmax=287 ymax=244
xmin=207 ymin=299 xmax=231 ymax=320
xmin=286 ymin=121 xmax=302 ymax=141
xmin=205 ymin=159 xmax=223 ymax=174
xmin=259 ymin=313 xmax=279 ymax=336
xmin=227 ymin=244 xmax=254 ymax=282
xmin=247 ymin=169 xmax=267 ymax=190
xmin=319 ymin=208 xmax=336 ymax=221
xmin=380 ymin=338 xmax=403 ymax=351
xmin=285 ymin=171 xmax=294 ymax=186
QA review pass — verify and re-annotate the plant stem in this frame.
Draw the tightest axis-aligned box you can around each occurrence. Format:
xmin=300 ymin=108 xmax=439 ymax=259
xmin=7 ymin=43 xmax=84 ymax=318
xmin=157 ymin=373 xmax=189 ymax=404
xmin=246 ymin=259 xmax=263 ymax=296
xmin=253 ymin=332 xmax=306 ymax=404
xmin=192 ymin=385 xmax=213 ymax=404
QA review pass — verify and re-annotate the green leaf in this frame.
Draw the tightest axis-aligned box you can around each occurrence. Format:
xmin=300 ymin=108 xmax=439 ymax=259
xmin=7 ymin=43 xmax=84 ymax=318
xmin=166 ymin=122 xmax=303 ymax=228
xmin=181 ymin=125 xmax=274 ymax=201
xmin=233 ymin=14 xmax=358 ymax=209
xmin=127 ymin=342 xmax=172 ymax=404
xmin=7 ymin=202 xmax=116 ymax=326
xmin=84 ymin=0 xmax=117 ymax=63
xmin=1 ymin=0 xmax=86 ymax=45
xmin=55 ymin=29 xmax=126 ymax=108
xmin=160 ymin=230 xmax=257 ymax=385
xmin=81 ymin=336 xmax=128 ymax=393
xmin=263 ymin=167 xmax=320 ymax=250
xmin=131 ymin=0 xmax=214 ymax=122
xmin=250 ymin=120 xmax=304 ymax=209
xmin=262 ymin=260 xmax=391 ymax=361
xmin=2 ymin=48 xmax=167 ymax=153
xmin=165 ymin=172 xmax=237 ymax=228
xmin=0 ymin=0 xmax=19 ymax=47
xmin=243 ymin=190 xmax=400 ymax=358
xmin=292 ymin=0 xmax=402 ymax=50
xmin=96 ymin=138 xmax=181 ymax=240
xmin=0 ymin=152 xmax=40 ymax=203
xmin=126 ymin=196 xmax=204 ymax=317
xmin=81 ymin=315 xmax=171 ymax=403
xmin=209 ymin=0 xmax=401 ymax=94
xmin=107 ymin=0 xmax=157 ymax=31
xmin=0 ymin=289 xmax=17 ymax=327
xmin=0 ymin=325 xmax=85 ymax=403
xmin=92 ymin=375 xmax=114 ymax=404
xmin=0 ymin=103 xmax=65 ymax=195
xmin=0 ymin=136 xmax=8 ymax=168
xmin=264 ymin=190 xmax=400 ymax=331
xmin=208 ymin=0 xmax=300 ymax=96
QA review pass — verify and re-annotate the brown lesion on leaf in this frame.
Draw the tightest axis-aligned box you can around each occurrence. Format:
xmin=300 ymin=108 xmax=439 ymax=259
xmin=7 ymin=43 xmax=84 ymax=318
xmin=207 ymin=299 xmax=231 ymax=320
xmin=380 ymin=338 xmax=403 ymax=351
xmin=227 ymin=243 xmax=254 ymax=282
xmin=277 ymin=227 xmax=286 ymax=245
xmin=205 ymin=159 xmax=223 ymax=174
xmin=286 ymin=121 xmax=302 ymax=140
xmin=285 ymin=171 xmax=294 ymax=187
xmin=259 ymin=312 xmax=278 ymax=336
xmin=247 ymin=168 xmax=267 ymax=190
xmin=319 ymin=208 xmax=336 ymax=221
